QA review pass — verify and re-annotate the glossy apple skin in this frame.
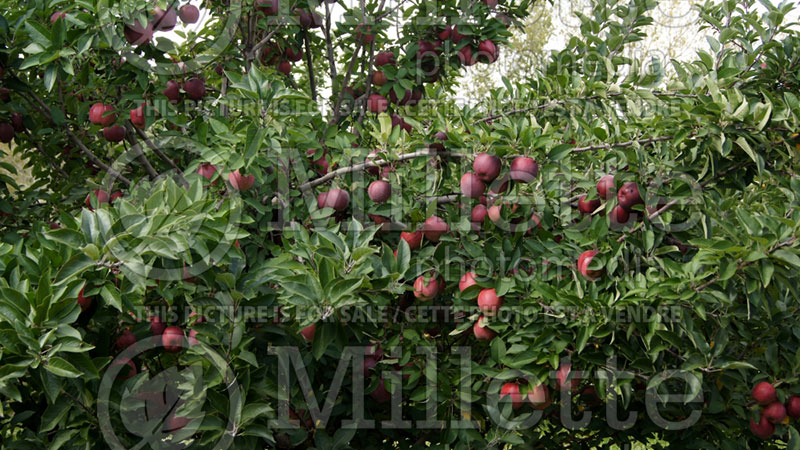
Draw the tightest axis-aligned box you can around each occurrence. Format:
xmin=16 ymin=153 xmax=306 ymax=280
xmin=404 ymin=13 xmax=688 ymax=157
xmin=617 ymin=182 xmax=643 ymax=211
xmin=414 ymin=274 xmax=442 ymax=300
xmin=460 ymin=173 xmax=485 ymax=198
xmin=149 ymin=316 xmax=167 ymax=335
xmin=578 ymin=195 xmax=601 ymax=215
xmin=477 ymin=288 xmax=503 ymax=314
xmin=103 ymin=125 xmax=126 ymax=142
xmin=609 ymin=205 xmax=630 ymax=227
xmin=509 ymin=157 xmax=538 ymax=182
xmin=786 ymin=395 xmax=800 ymax=418
xmin=400 ymin=230 xmax=422 ymax=250
xmin=471 ymin=204 xmax=488 ymax=223
xmin=500 ymin=382 xmax=523 ymax=409
xmin=763 ymin=401 xmax=787 ymax=423
xmin=368 ymin=180 xmax=391 ymax=203
xmin=89 ymin=103 xmax=117 ymax=126
xmin=472 ymin=317 xmax=497 ymax=341
xmin=752 ymin=381 xmax=777 ymax=405
xmin=473 ymin=153 xmax=501 ymax=182
xmin=300 ymin=323 xmax=316 ymax=342
xmin=115 ymin=329 xmax=137 ymax=351
xmin=750 ymin=415 xmax=775 ymax=439
xmin=578 ymin=250 xmax=603 ymax=281
xmin=321 ymin=188 xmax=350 ymax=211
xmin=162 ymin=326 xmax=184 ymax=353
xmin=422 ymin=216 xmax=449 ymax=242
xmin=459 ymin=272 xmax=477 ymax=292
xmin=597 ymin=174 xmax=615 ymax=199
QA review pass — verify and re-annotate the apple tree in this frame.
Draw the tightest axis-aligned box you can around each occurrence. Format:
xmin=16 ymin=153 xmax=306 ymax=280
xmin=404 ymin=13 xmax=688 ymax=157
xmin=1 ymin=0 xmax=800 ymax=448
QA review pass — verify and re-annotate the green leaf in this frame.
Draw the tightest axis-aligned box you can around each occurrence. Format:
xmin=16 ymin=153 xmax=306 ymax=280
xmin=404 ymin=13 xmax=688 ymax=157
xmin=772 ymin=249 xmax=800 ymax=269
xmin=44 ymin=357 xmax=83 ymax=378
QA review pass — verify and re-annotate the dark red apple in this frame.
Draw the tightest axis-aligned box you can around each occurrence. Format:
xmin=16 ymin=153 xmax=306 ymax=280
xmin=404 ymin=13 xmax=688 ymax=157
xmin=277 ymin=60 xmax=292 ymax=75
xmin=115 ymin=329 xmax=137 ymax=351
xmin=86 ymin=189 xmax=110 ymax=209
xmin=228 ymin=169 xmax=255 ymax=191
xmin=321 ymin=188 xmax=350 ymax=211
xmin=786 ymin=395 xmax=800 ymax=418
xmin=367 ymin=94 xmax=388 ymax=114
xmin=285 ymin=47 xmax=303 ymax=62
xmin=103 ymin=125 xmax=126 ymax=142
xmin=422 ymin=215 xmax=449 ymax=242
xmin=300 ymin=323 xmax=316 ymax=342
xmin=477 ymin=288 xmax=503 ymax=314
xmin=509 ymin=156 xmax=538 ymax=182
xmin=460 ymin=173 xmax=485 ymax=198
xmin=89 ymin=103 xmax=117 ymax=126
xmin=459 ymin=272 xmax=477 ymax=292
xmin=390 ymin=114 xmax=412 ymax=133
xmin=577 ymin=250 xmax=603 ymax=281
xmin=149 ymin=316 xmax=167 ymax=335
xmin=371 ymin=378 xmax=391 ymax=403
xmin=255 ymin=0 xmax=279 ymax=16
xmin=183 ymin=77 xmax=205 ymax=100
xmin=752 ymin=382 xmax=777 ymax=405
xmin=473 ymin=153 xmax=501 ymax=182
xmin=617 ymin=182 xmax=643 ymax=211
xmin=197 ymin=163 xmax=217 ymax=181
xmin=153 ymin=7 xmax=177 ymax=31
xmin=764 ymin=402 xmax=787 ymax=423
xmin=375 ymin=52 xmax=395 ymax=66
xmin=457 ymin=46 xmax=476 ymax=66
xmin=162 ymin=326 xmax=184 ymax=352
xmin=113 ymin=359 xmax=137 ymax=380
xmin=130 ymin=103 xmax=146 ymax=129
xmin=500 ymin=382 xmax=523 ymax=409
xmin=355 ymin=24 xmax=374 ymax=44
xmin=163 ymin=80 xmax=181 ymax=103
xmin=610 ymin=205 xmax=630 ymax=227
xmin=77 ymin=287 xmax=92 ymax=311
xmin=10 ymin=113 xmax=24 ymax=132
xmin=0 ymin=123 xmax=14 ymax=143
xmin=400 ymin=230 xmax=422 ymax=250
xmin=477 ymin=40 xmax=498 ymax=63
xmin=413 ymin=273 xmax=442 ymax=300
xmin=179 ymin=5 xmax=200 ymax=24
xmin=597 ymin=174 xmax=615 ymax=199
xmin=750 ymin=415 xmax=775 ymax=439
xmin=123 ymin=20 xmax=153 ymax=46
xmin=372 ymin=71 xmax=388 ymax=86
xmin=368 ymin=180 xmax=391 ymax=203
xmin=577 ymin=195 xmax=601 ymax=215
xmin=473 ymin=317 xmax=496 ymax=341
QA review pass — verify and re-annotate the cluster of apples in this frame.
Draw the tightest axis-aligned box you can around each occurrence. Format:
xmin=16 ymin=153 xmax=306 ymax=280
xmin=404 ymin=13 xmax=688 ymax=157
xmin=0 ymin=113 xmax=24 ymax=144
xmin=254 ymin=0 xmax=322 ymax=75
xmin=85 ymin=189 xmax=123 ymax=211
xmin=121 ymin=3 xmax=200 ymax=47
xmin=162 ymin=77 xmax=207 ymax=104
xmin=749 ymin=381 xmax=800 ymax=439
xmin=500 ymin=363 xmax=589 ymax=411
xmin=577 ymin=173 xmax=644 ymax=228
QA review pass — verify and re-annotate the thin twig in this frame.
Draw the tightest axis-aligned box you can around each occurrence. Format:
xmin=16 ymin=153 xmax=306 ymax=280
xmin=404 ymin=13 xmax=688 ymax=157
xmin=123 ymin=123 xmax=159 ymax=179
xmin=304 ymin=32 xmax=317 ymax=102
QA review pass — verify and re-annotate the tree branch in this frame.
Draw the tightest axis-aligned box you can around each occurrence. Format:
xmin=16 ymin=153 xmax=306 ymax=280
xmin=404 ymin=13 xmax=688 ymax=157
xmin=304 ymin=32 xmax=317 ymax=102
xmin=123 ymin=123 xmax=159 ymax=180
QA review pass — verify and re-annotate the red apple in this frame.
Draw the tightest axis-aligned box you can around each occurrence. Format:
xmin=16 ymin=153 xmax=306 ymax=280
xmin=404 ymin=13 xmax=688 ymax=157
xmin=764 ymin=401 xmax=787 ymax=423
xmin=577 ymin=250 xmax=603 ymax=281
xmin=355 ymin=24 xmax=374 ymax=44
xmin=787 ymin=395 xmax=800 ymax=418
xmin=163 ymin=80 xmax=181 ymax=103
xmin=597 ymin=174 xmax=615 ymax=199
xmin=477 ymin=288 xmax=503 ymax=315
xmin=451 ymin=25 xmax=465 ymax=43
xmin=300 ymin=323 xmax=316 ymax=342
xmin=179 ymin=4 xmax=200 ymax=24
xmin=77 ymin=287 xmax=92 ymax=311
xmin=294 ymin=8 xmax=312 ymax=28
xmin=400 ymin=230 xmax=422 ymax=250
xmin=285 ymin=47 xmax=303 ymax=62
xmin=471 ymin=204 xmax=488 ymax=223
xmin=149 ymin=316 xmax=167 ymax=335
xmin=556 ymin=362 xmax=580 ymax=391
xmin=459 ymin=272 xmax=477 ymax=292
xmin=430 ymin=131 xmax=447 ymax=152
xmin=372 ymin=71 xmax=388 ymax=86
xmin=89 ymin=103 xmax=117 ymax=126
xmin=473 ymin=317 xmax=496 ymax=341
xmin=617 ymin=182 xmax=643 ymax=211
xmin=123 ymin=20 xmax=153 ymax=46
xmin=113 ymin=359 xmax=137 ymax=380
xmin=371 ymin=378 xmax=391 ymax=403
xmin=750 ymin=415 xmax=775 ymax=439
xmin=228 ymin=169 xmax=255 ymax=191
xmin=368 ymin=180 xmax=391 ymax=203
xmin=307 ymin=149 xmax=329 ymax=175
xmin=610 ymin=205 xmax=630 ymax=227
xmin=277 ymin=60 xmax=292 ymax=75
xmin=413 ymin=273 xmax=442 ymax=300
xmin=103 ymin=125 xmax=126 ymax=142
xmin=509 ymin=156 xmax=538 ymax=182
xmin=162 ymin=326 xmax=184 ymax=352
xmin=322 ymin=188 xmax=350 ymax=211
xmin=390 ymin=114 xmax=412 ymax=134
xmin=367 ymin=94 xmax=388 ymax=114
xmin=473 ymin=153 xmax=501 ymax=182
xmin=460 ymin=173 xmax=485 ymax=198
xmin=375 ymin=52 xmax=395 ymax=66
xmin=577 ymin=195 xmax=601 ymax=215
xmin=153 ymin=7 xmax=177 ymax=31
xmin=477 ymin=40 xmax=498 ymax=63
xmin=10 ymin=113 xmax=24 ymax=132
xmin=86 ymin=189 xmax=110 ymax=209
xmin=187 ymin=329 xmax=199 ymax=347
xmin=130 ymin=103 xmax=146 ymax=129
xmin=458 ymin=45 xmax=476 ymax=66
xmin=752 ymin=382 xmax=777 ymax=405
xmin=527 ymin=383 xmax=551 ymax=409
xmin=115 ymin=329 xmax=137 ymax=351
xmin=50 ymin=11 xmax=66 ymax=23
xmin=422 ymin=215 xmax=449 ymax=242
xmin=197 ymin=163 xmax=217 ymax=181
xmin=183 ymin=77 xmax=206 ymax=100
xmin=500 ymin=382 xmax=523 ymax=409
xmin=0 ymin=123 xmax=14 ymax=143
